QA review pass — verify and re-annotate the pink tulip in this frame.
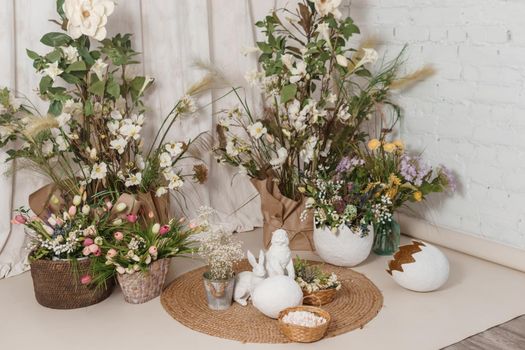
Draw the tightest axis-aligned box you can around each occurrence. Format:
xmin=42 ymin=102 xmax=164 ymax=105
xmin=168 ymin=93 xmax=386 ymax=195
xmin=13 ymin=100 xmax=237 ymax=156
xmin=83 ymin=238 xmax=94 ymax=247
xmin=88 ymin=244 xmax=100 ymax=254
xmin=80 ymin=275 xmax=92 ymax=285
xmin=148 ymin=246 xmax=158 ymax=255
xmin=106 ymin=201 xmax=113 ymax=210
xmin=107 ymin=248 xmax=117 ymax=258
xmin=159 ymin=225 xmax=170 ymax=235
xmin=13 ymin=215 xmax=27 ymax=224
xmin=126 ymin=214 xmax=138 ymax=223
xmin=68 ymin=205 xmax=77 ymax=216
xmin=114 ymin=231 xmax=124 ymax=241
xmin=82 ymin=246 xmax=90 ymax=256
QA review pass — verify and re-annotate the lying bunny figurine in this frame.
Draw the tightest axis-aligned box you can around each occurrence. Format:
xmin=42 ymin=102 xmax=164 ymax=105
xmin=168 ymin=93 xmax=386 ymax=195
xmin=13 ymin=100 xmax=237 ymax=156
xmin=234 ymin=250 xmax=267 ymax=306
xmin=265 ymin=229 xmax=295 ymax=279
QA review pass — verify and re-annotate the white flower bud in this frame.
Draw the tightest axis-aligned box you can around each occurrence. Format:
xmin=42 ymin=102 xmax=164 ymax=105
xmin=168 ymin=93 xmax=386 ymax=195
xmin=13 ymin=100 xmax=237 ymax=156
xmin=151 ymin=223 xmax=160 ymax=234
xmin=82 ymin=205 xmax=90 ymax=215
xmin=115 ymin=202 xmax=127 ymax=212
xmin=72 ymin=195 xmax=82 ymax=206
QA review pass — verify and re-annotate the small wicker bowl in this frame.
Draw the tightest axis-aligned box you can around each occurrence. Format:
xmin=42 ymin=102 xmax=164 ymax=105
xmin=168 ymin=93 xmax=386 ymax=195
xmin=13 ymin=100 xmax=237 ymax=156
xmin=303 ymin=288 xmax=337 ymax=306
xmin=278 ymin=305 xmax=331 ymax=343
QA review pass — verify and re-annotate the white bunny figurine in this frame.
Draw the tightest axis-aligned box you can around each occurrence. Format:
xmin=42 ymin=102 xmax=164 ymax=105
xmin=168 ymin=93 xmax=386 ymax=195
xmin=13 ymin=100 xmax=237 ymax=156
xmin=234 ymin=250 xmax=267 ymax=306
xmin=265 ymin=229 xmax=295 ymax=279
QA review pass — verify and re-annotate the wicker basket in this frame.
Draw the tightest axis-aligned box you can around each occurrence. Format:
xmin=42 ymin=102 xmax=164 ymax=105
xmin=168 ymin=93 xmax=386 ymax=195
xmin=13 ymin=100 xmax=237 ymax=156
xmin=30 ymin=258 xmax=114 ymax=309
xmin=278 ymin=306 xmax=331 ymax=343
xmin=303 ymin=288 xmax=337 ymax=306
xmin=117 ymin=258 xmax=171 ymax=304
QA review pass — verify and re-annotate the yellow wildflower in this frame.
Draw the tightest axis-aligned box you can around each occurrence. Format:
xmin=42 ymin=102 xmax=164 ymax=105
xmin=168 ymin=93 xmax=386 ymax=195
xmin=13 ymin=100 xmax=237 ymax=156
xmin=413 ymin=191 xmax=423 ymax=202
xmin=386 ymin=187 xmax=398 ymax=199
xmin=389 ymin=173 xmax=401 ymax=186
xmin=367 ymin=139 xmax=381 ymax=151
xmin=383 ymin=142 xmax=396 ymax=153
xmin=393 ymin=139 xmax=405 ymax=151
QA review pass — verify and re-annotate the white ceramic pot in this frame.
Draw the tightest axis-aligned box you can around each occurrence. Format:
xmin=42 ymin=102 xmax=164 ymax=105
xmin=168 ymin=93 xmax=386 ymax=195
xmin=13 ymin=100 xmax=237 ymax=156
xmin=387 ymin=240 xmax=449 ymax=292
xmin=313 ymin=224 xmax=374 ymax=267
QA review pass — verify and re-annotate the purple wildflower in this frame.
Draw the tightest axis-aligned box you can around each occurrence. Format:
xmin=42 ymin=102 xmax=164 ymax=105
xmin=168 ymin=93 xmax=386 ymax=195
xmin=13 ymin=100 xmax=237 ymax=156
xmin=336 ymin=156 xmax=351 ymax=173
xmin=336 ymin=156 xmax=364 ymax=173
xmin=440 ymin=166 xmax=457 ymax=192
xmin=400 ymin=154 xmax=431 ymax=186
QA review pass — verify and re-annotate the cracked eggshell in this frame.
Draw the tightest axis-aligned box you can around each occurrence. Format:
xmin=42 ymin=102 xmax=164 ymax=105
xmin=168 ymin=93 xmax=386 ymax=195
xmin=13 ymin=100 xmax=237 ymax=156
xmin=251 ymin=275 xmax=303 ymax=319
xmin=387 ymin=240 xmax=449 ymax=292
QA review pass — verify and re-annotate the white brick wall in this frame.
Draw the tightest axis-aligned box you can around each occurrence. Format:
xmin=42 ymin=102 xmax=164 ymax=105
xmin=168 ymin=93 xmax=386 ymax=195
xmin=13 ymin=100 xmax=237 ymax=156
xmin=346 ymin=0 xmax=525 ymax=249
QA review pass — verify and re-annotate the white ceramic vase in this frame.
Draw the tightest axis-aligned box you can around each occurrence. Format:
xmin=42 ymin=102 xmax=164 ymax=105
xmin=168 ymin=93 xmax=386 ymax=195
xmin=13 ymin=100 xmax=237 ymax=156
xmin=313 ymin=224 xmax=374 ymax=267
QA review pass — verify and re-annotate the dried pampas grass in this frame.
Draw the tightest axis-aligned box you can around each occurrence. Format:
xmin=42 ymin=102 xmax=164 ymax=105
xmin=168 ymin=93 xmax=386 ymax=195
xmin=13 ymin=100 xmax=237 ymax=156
xmin=390 ymin=66 xmax=436 ymax=90
xmin=23 ymin=115 xmax=58 ymax=139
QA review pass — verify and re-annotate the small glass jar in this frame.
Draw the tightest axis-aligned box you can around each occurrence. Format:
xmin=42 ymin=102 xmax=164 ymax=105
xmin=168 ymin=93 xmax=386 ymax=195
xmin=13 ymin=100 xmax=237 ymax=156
xmin=372 ymin=220 xmax=401 ymax=256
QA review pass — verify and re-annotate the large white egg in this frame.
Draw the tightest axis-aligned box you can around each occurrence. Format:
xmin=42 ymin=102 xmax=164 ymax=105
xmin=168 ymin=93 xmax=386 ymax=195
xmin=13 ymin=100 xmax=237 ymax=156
xmin=251 ymin=276 xmax=303 ymax=318
xmin=387 ymin=240 xmax=450 ymax=292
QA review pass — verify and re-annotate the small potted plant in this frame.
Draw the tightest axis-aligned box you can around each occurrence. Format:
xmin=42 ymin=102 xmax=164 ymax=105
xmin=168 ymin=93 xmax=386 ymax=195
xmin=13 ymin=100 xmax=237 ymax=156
xmin=198 ymin=217 xmax=244 ymax=310
xmin=96 ymin=214 xmax=200 ymax=304
xmin=294 ymin=258 xmax=341 ymax=306
xmin=12 ymin=196 xmax=115 ymax=309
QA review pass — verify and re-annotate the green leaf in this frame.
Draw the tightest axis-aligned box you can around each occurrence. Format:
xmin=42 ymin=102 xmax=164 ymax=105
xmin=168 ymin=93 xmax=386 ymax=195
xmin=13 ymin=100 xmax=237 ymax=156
xmin=355 ymin=68 xmax=372 ymax=77
xmin=61 ymin=73 xmax=81 ymax=84
xmin=48 ymin=100 xmax=63 ymax=116
xmin=106 ymin=80 xmax=120 ymax=99
xmin=65 ymin=60 xmax=87 ymax=72
xmin=84 ymin=100 xmax=94 ymax=116
xmin=45 ymin=49 xmax=62 ymax=62
xmin=257 ymin=42 xmax=273 ymax=54
xmin=78 ymin=47 xmax=94 ymax=65
xmin=56 ymin=0 xmax=66 ymax=20
xmin=280 ymin=84 xmax=297 ymax=104
xmin=26 ymin=49 xmax=40 ymax=60
xmin=39 ymin=76 xmax=53 ymax=94
xmin=88 ymin=80 xmax=106 ymax=97
xmin=40 ymin=32 xmax=71 ymax=47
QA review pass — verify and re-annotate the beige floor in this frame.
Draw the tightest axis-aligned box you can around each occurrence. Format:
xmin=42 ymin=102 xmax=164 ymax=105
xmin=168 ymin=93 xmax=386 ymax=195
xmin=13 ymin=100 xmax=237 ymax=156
xmin=1 ymin=229 xmax=525 ymax=350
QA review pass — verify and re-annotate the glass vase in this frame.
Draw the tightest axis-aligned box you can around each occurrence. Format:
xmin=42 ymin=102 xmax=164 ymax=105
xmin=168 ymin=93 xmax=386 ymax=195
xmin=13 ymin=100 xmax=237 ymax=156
xmin=372 ymin=220 xmax=401 ymax=256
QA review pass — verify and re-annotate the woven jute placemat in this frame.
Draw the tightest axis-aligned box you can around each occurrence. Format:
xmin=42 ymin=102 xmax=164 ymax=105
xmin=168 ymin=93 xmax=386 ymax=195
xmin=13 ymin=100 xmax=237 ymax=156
xmin=161 ymin=260 xmax=383 ymax=344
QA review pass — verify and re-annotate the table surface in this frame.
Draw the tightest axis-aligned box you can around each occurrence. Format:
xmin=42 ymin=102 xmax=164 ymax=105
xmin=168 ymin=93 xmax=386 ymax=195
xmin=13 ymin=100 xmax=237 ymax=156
xmin=1 ymin=229 xmax=524 ymax=350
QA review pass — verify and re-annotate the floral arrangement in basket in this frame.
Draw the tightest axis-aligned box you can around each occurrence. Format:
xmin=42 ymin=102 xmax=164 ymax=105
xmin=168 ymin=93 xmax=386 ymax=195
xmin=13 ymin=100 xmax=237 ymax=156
xmin=0 ymin=0 xmax=210 ymax=220
xmin=96 ymin=214 xmax=200 ymax=277
xmin=12 ymin=193 xmax=108 ymax=263
xmin=294 ymin=257 xmax=341 ymax=294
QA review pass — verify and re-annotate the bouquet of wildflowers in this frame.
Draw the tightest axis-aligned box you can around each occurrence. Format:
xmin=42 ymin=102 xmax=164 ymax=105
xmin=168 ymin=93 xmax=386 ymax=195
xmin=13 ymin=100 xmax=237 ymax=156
xmin=0 ymin=0 xmax=209 ymax=207
xmin=214 ymin=0 xmax=405 ymax=199
xmin=304 ymin=156 xmax=375 ymax=235
xmin=360 ymin=138 xmax=456 ymax=213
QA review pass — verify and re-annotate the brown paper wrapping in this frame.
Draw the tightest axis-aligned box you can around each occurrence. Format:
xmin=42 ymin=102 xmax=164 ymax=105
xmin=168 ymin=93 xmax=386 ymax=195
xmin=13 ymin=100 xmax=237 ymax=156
xmin=251 ymin=178 xmax=315 ymax=251
xmin=29 ymin=185 xmax=170 ymax=225
xmin=28 ymin=184 xmax=65 ymax=220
